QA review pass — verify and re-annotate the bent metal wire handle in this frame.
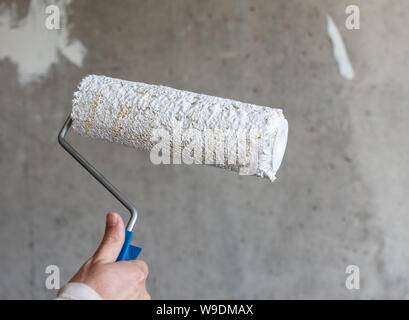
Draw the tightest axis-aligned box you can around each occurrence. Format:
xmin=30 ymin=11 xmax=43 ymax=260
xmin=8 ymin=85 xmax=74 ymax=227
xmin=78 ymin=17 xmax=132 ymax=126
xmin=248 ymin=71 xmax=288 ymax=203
xmin=58 ymin=116 xmax=137 ymax=232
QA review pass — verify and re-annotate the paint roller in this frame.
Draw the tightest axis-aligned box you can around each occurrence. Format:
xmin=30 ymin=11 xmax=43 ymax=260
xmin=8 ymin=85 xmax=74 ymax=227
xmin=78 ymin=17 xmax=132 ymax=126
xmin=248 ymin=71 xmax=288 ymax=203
xmin=58 ymin=75 xmax=288 ymax=261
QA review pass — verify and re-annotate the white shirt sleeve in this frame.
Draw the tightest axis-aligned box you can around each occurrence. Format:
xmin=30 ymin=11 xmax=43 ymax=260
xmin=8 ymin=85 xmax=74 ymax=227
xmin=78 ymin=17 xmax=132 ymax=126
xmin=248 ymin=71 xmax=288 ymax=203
xmin=56 ymin=282 xmax=103 ymax=300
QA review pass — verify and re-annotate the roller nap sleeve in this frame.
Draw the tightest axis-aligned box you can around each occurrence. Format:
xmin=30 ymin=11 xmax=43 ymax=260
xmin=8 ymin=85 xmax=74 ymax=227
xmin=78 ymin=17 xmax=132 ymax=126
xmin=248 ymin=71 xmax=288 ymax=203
xmin=71 ymin=75 xmax=288 ymax=181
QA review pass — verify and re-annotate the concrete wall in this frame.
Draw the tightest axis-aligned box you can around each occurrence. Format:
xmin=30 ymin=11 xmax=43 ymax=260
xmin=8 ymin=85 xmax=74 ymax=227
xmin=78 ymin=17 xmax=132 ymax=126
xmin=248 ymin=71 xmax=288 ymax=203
xmin=1 ymin=0 xmax=408 ymax=299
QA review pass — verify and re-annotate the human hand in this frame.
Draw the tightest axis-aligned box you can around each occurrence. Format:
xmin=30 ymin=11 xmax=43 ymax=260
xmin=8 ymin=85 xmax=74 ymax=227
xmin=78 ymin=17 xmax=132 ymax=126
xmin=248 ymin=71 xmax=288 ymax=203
xmin=68 ymin=212 xmax=150 ymax=300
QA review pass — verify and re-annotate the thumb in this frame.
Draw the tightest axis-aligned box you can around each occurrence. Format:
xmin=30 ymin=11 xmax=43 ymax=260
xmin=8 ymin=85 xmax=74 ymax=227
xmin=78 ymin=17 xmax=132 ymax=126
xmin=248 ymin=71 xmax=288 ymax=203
xmin=93 ymin=212 xmax=125 ymax=263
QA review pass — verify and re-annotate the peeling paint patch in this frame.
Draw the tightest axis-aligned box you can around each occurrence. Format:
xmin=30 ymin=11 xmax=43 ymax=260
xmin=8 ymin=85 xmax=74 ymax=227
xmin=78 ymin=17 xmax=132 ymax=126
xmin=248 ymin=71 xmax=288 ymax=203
xmin=0 ymin=0 xmax=86 ymax=85
xmin=327 ymin=15 xmax=355 ymax=80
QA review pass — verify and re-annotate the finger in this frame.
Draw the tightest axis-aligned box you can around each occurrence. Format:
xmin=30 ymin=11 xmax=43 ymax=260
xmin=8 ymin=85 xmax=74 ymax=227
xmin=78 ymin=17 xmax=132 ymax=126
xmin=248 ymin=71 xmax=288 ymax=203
xmin=129 ymin=260 xmax=149 ymax=280
xmin=93 ymin=212 xmax=125 ymax=263
xmin=140 ymin=291 xmax=151 ymax=300
xmin=131 ymin=287 xmax=151 ymax=300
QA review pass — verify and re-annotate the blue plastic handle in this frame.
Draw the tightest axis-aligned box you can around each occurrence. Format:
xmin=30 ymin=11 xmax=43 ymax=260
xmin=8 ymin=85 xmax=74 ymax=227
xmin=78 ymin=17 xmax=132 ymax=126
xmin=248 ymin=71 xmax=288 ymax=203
xmin=116 ymin=230 xmax=142 ymax=261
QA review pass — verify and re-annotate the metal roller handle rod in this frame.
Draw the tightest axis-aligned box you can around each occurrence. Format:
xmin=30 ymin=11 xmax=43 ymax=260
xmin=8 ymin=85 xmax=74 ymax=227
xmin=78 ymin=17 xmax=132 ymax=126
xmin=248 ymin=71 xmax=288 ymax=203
xmin=58 ymin=116 xmax=137 ymax=232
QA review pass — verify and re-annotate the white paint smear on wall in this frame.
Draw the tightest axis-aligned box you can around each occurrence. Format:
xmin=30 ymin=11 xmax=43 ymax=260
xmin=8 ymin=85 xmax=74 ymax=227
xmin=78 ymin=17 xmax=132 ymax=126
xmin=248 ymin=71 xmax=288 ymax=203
xmin=327 ymin=15 xmax=355 ymax=80
xmin=0 ymin=0 xmax=86 ymax=85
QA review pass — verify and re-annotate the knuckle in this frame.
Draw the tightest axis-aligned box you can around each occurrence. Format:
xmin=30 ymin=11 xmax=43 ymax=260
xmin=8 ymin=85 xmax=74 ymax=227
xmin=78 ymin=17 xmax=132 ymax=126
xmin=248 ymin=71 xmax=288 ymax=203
xmin=135 ymin=268 xmax=147 ymax=281
xmin=133 ymin=263 xmax=148 ymax=280
xmin=137 ymin=260 xmax=149 ymax=274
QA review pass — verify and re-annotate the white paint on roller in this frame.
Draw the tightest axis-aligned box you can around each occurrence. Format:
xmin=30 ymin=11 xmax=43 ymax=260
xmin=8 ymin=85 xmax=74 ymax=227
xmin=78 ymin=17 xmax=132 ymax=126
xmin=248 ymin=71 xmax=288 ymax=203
xmin=71 ymin=75 xmax=288 ymax=181
xmin=272 ymin=119 xmax=288 ymax=172
xmin=0 ymin=0 xmax=86 ymax=85
xmin=327 ymin=15 xmax=355 ymax=80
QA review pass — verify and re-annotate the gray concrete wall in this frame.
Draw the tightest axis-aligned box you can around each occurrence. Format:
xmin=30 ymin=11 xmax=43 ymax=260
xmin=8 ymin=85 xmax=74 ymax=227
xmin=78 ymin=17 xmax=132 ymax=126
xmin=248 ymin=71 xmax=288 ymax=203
xmin=1 ymin=0 xmax=408 ymax=299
